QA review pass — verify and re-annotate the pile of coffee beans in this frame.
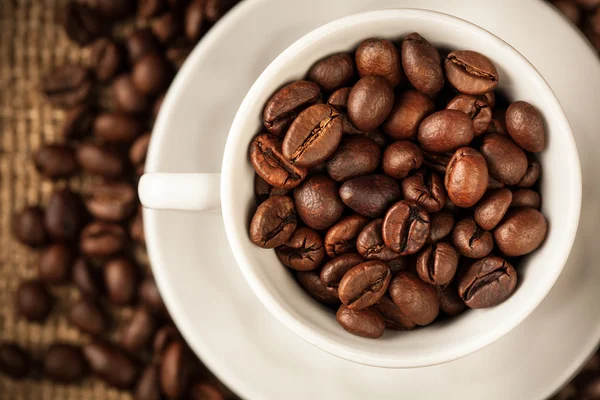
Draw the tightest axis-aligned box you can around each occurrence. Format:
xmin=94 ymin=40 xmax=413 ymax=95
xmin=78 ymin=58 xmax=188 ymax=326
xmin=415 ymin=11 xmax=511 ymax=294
xmin=248 ymin=33 xmax=548 ymax=339
xmin=3 ymin=1 xmax=239 ymax=399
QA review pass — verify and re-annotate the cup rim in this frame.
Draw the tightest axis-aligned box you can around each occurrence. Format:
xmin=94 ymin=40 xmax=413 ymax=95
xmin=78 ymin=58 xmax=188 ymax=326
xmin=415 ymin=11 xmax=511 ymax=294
xmin=221 ymin=8 xmax=582 ymax=368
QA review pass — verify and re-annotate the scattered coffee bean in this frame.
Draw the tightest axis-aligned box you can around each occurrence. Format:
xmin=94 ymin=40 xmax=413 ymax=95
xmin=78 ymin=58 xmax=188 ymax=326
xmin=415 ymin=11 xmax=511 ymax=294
xmin=308 ymin=53 xmax=355 ymax=92
xmin=121 ymin=307 xmax=157 ymax=353
xmin=130 ymin=207 xmax=145 ymax=244
xmin=275 ymin=227 xmax=325 ymax=271
xmin=43 ymin=343 xmax=88 ymax=383
xmin=93 ymin=112 xmax=143 ymax=143
xmin=113 ymin=74 xmax=150 ymax=114
xmin=418 ymin=110 xmax=475 ymax=153
xmin=135 ymin=364 xmax=162 ymax=400
xmin=427 ymin=210 xmax=455 ymax=244
xmin=459 ymin=256 xmax=517 ymax=309
xmin=72 ymin=257 xmax=104 ymax=297
xmin=382 ymin=200 xmax=430 ymax=255
xmin=152 ymin=12 xmax=181 ymax=44
xmin=132 ymin=53 xmax=172 ymax=95
xmin=189 ymin=382 xmax=226 ymax=400
xmin=80 ymin=222 xmax=127 ymax=258
xmin=336 ymin=304 xmax=385 ymax=338
xmin=83 ymin=339 xmax=139 ymax=389
xmin=494 ymin=208 xmax=548 ymax=256
xmin=437 ymin=283 xmax=466 ymax=316
xmin=356 ymin=219 xmax=402 ymax=262
xmin=45 ymin=188 xmax=83 ymax=241
xmin=76 ymin=143 xmax=126 ymax=179
xmin=138 ymin=0 xmax=166 ymax=18
xmin=249 ymin=195 xmax=297 ymax=248
xmin=348 ymin=76 xmax=394 ymax=132
xmin=250 ymin=133 xmax=308 ymax=189
xmin=324 ymin=214 xmax=370 ymax=258
xmin=375 ymin=295 xmax=416 ymax=330
xmin=339 ymin=175 xmax=401 ymax=218
xmin=294 ymin=175 xmax=344 ymax=230
xmin=139 ymin=277 xmax=167 ymax=315
xmin=16 ymin=280 xmax=53 ymax=322
xmin=166 ymin=43 xmax=193 ymax=69
xmin=389 ymin=271 xmax=439 ymax=326
xmin=126 ymin=28 xmax=160 ymax=64
xmin=263 ymin=80 xmax=321 ymax=136
xmin=104 ymin=258 xmax=139 ymax=306
xmin=452 ymin=217 xmax=494 ymax=259
xmin=416 ymin=242 xmax=459 ymax=286
xmin=326 ymin=135 xmax=381 ymax=182
xmin=511 ymin=188 xmax=541 ymax=209
xmin=446 ymin=94 xmax=492 ymax=136
xmin=184 ymin=0 xmax=206 ymax=41
xmin=356 ymin=38 xmax=403 ymax=86
xmin=62 ymin=2 xmax=103 ymax=46
xmin=296 ymin=270 xmax=340 ymax=306
xmin=401 ymin=33 xmax=444 ymax=97
xmin=338 ymin=261 xmax=391 ymax=310
xmin=43 ymin=65 xmax=92 ymax=108
xmin=445 ymin=147 xmax=489 ymax=208
xmin=445 ymin=50 xmax=499 ymax=95
xmin=90 ymin=38 xmax=122 ymax=83
xmin=70 ymin=297 xmax=109 ymax=335
xmin=401 ymin=169 xmax=447 ymax=213
xmin=62 ymin=104 xmax=95 ymax=139
xmin=320 ymin=254 xmax=365 ymax=297
xmin=38 ymin=244 xmax=73 ymax=284
xmin=153 ymin=325 xmax=181 ymax=355
xmin=505 ymin=101 xmax=546 ymax=152
xmin=382 ymin=140 xmax=423 ymax=180
xmin=160 ymin=341 xmax=195 ymax=399
xmin=34 ymin=144 xmax=78 ymax=179
xmin=0 ymin=343 xmax=31 ymax=380
xmin=205 ymin=0 xmax=238 ymax=23
xmin=480 ymin=133 xmax=528 ymax=185
xmin=86 ymin=181 xmax=137 ymax=222
xmin=474 ymin=188 xmax=513 ymax=230
xmin=12 ymin=206 xmax=48 ymax=247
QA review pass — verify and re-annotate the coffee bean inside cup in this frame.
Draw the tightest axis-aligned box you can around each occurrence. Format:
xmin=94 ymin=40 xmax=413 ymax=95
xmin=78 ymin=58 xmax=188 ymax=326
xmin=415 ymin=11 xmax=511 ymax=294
xmin=248 ymin=31 xmax=549 ymax=339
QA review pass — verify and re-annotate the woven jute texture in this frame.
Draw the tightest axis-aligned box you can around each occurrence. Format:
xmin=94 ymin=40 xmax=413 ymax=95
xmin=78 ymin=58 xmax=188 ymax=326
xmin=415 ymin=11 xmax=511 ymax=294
xmin=0 ymin=1 xmax=150 ymax=399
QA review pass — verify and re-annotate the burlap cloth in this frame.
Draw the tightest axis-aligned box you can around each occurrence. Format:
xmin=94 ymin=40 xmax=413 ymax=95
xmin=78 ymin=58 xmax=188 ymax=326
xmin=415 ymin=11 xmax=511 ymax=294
xmin=0 ymin=1 xmax=157 ymax=399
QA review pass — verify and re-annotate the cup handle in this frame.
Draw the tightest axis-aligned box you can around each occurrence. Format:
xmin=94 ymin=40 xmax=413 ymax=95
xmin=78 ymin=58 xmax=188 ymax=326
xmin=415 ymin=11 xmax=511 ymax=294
xmin=138 ymin=173 xmax=221 ymax=211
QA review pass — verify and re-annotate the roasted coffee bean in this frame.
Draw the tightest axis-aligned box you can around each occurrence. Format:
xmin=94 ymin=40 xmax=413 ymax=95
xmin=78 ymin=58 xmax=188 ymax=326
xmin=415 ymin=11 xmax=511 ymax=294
xmin=401 ymin=33 xmax=444 ymax=97
xmin=62 ymin=104 xmax=95 ymax=139
xmin=139 ymin=278 xmax=167 ymax=315
xmin=121 ymin=307 xmax=157 ymax=353
xmin=275 ymin=227 xmax=325 ymax=271
xmin=135 ymin=364 xmax=162 ymax=400
xmin=511 ymin=189 xmax=541 ymax=209
xmin=445 ymin=147 xmax=489 ymax=208
xmin=459 ymin=256 xmax=517 ymax=309
xmin=63 ymin=2 xmax=103 ymax=46
xmin=83 ymin=339 xmax=139 ymax=389
xmin=446 ymin=94 xmax=492 ymax=136
xmin=130 ymin=207 xmax=145 ymax=244
xmin=347 ymin=76 xmax=394 ymax=132
xmin=254 ymin=174 xmax=289 ymax=204
xmin=445 ymin=50 xmax=499 ymax=95
xmin=517 ymin=154 xmax=541 ymax=188
xmin=294 ymin=175 xmax=344 ymax=230
xmin=132 ymin=53 xmax=172 ymax=96
xmin=382 ymin=140 xmax=423 ymax=180
xmin=487 ymin=108 xmax=507 ymax=134
xmin=184 ymin=0 xmax=206 ymax=41
xmin=324 ymin=214 xmax=370 ymax=258
xmin=356 ymin=219 xmax=402 ymax=262
xmin=437 ymin=283 xmax=466 ymax=316
xmin=374 ymin=295 xmax=416 ymax=330
xmin=166 ymin=44 xmax=193 ymax=69
xmin=326 ymin=135 xmax=381 ymax=182
xmin=160 ymin=341 xmax=194 ymax=399
xmin=382 ymin=90 xmax=435 ymax=140
xmin=474 ymin=188 xmax=512 ymax=230
xmin=12 ymin=206 xmax=48 ymax=247
xmin=70 ymin=298 xmax=109 ymax=335
xmin=43 ymin=344 xmax=87 ymax=383
xmin=249 ymin=195 xmax=297 ymax=248
xmin=320 ymin=254 xmax=365 ymax=297
xmin=339 ymin=175 xmax=401 ymax=218
xmin=138 ymin=0 xmax=166 ymax=18
xmin=452 ymin=217 xmax=494 ymax=259
xmin=296 ymin=270 xmax=340 ymax=306
xmin=355 ymin=38 xmax=404 ymax=86
xmin=338 ymin=261 xmax=391 ymax=310
xmin=480 ymin=133 xmax=528 ymax=185
xmin=401 ymin=169 xmax=447 ymax=213
xmin=189 ymin=383 xmax=226 ymax=400
xmin=38 ymin=244 xmax=73 ymax=284
xmin=505 ymin=101 xmax=546 ymax=152
xmin=16 ymin=280 xmax=53 ymax=322
xmin=43 ymin=65 xmax=92 ymax=108
xmin=86 ymin=181 xmax=137 ymax=222
xmin=152 ymin=12 xmax=181 ymax=44
xmin=427 ymin=210 xmax=455 ymax=244
xmin=308 ymin=53 xmax=355 ymax=92
xmin=336 ymin=304 xmax=385 ymax=338
xmin=494 ymin=208 xmax=548 ymax=256
xmin=389 ymin=271 xmax=439 ymax=326
xmin=93 ymin=112 xmax=142 ymax=143
xmin=365 ymin=129 xmax=388 ymax=148
xmin=34 ymin=144 xmax=78 ymax=179
xmin=327 ymin=87 xmax=364 ymax=135
xmin=487 ymin=175 xmax=505 ymax=190
xmin=80 ymin=222 xmax=127 ymax=258
xmin=0 ymin=343 xmax=31 ymax=379
xmin=112 ymin=74 xmax=149 ymax=114
xmin=72 ymin=257 xmax=104 ymax=297
xmin=416 ymin=242 xmax=459 ymax=286
xmin=153 ymin=325 xmax=181 ymax=355
xmin=478 ymin=92 xmax=496 ymax=109
xmin=95 ymin=0 xmax=136 ymax=18
xmin=382 ymin=200 xmax=430 ymax=255
xmin=250 ymin=133 xmax=308 ymax=189
xmin=282 ymin=104 xmax=343 ymax=168
xmin=418 ymin=110 xmax=475 ymax=152
xmin=45 ymin=188 xmax=83 ymax=241
xmin=205 ymin=0 xmax=238 ymax=22
xmin=76 ymin=143 xmax=126 ymax=179
xmin=104 ymin=258 xmax=139 ymax=306
xmin=263 ymin=80 xmax=321 ymax=136
xmin=130 ymin=132 xmax=151 ymax=168
xmin=576 ymin=0 xmax=600 ymax=9
xmin=90 ymin=38 xmax=121 ymax=83
xmin=126 ymin=28 xmax=160 ymax=64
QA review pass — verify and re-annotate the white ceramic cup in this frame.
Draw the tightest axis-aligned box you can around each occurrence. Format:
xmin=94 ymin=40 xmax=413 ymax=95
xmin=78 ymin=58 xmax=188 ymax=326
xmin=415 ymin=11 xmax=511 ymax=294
xmin=139 ymin=9 xmax=581 ymax=368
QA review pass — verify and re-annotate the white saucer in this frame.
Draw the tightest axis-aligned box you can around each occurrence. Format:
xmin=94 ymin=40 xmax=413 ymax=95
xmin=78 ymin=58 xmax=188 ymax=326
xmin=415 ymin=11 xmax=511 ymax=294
xmin=144 ymin=0 xmax=600 ymax=399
